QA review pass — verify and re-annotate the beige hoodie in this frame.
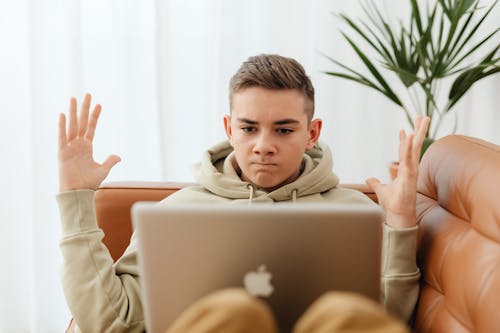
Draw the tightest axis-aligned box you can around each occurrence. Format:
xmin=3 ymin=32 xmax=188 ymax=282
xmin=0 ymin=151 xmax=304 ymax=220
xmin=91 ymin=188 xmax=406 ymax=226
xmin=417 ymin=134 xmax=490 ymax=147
xmin=57 ymin=141 xmax=420 ymax=333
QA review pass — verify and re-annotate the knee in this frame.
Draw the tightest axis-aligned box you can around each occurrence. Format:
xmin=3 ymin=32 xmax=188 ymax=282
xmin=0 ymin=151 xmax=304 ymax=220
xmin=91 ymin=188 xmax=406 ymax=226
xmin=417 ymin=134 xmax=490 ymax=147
xmin=311 ymin=291 xmax=379 ymax=314
xmin=168 ymin=288 xmax=277 ymax=333
xmin=294 ymin=292 xmax=409 ymax=333
xmin=202 ymin=288 xmax=274 ymax=321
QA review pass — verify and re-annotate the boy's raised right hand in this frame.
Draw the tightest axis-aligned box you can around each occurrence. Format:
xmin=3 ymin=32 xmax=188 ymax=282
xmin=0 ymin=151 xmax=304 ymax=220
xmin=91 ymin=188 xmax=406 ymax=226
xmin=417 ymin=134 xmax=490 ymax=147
xmin=58 ymin=93 xmax=121 ymax=192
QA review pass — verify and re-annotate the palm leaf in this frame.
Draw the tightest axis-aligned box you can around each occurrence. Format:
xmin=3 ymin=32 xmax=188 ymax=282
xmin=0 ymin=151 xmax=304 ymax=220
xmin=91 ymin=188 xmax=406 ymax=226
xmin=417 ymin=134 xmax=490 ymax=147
xmin=342 ymin=32 xmax=403 ymax=106
xmin=384 ymin=64 xmax=421 ymax=86
xmin=361 ymin=21 xmax=396 ymax=64
xmin=447 ymin=28 xmax=499 ymax=72
xmin=338 ymin=14 xmax=389 ymax=62
xmin=446 ymin=1 xmax=478 ymax=61
xmin=448 ymin=46 xmax=500 ymax=109
xmin=438 ymin=0 xmax=453 ymax=20
xmin=432 ymin=0 xmax=466 ymax=78
xmin=321 ymin=52 xmax=377 ymax=84
xmin=323 ymin=71 xmax=388 ymax=96
xmin=323 ymin=0 xmax=499 ymax=135
xmin=459 ymin=0 xmax=478 ymax=17
xmin=361 ymin=0 xmax=390 ymax=42
xmin=435 ymin=8 xmax=446 ymax=57
xmin=419 ymin=82 xmax=440 ymax=117
xmin=417 ymin=3 xmax=439 ymax=79
xmin=446 ymin=0 xmax=499 ymax=66
xmin=410 ymin=0 xmax=423 ymax=35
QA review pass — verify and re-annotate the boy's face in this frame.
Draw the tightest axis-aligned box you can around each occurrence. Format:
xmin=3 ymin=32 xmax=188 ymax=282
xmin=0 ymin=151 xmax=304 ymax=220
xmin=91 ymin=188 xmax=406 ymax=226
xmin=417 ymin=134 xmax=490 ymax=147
xmin=224 ymin=87 xmax=321 ymax=192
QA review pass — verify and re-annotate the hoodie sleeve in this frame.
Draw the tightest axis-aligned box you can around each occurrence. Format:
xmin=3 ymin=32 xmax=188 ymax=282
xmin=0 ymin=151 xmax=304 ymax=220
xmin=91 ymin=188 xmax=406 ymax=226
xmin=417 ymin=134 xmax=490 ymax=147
xmin=380 ymin=224 xmax=420 ymax=323
xmin=328 ymin=188 xmax=420 ymax=322
xmin=57 ymin=190 xmax=144 ymax=333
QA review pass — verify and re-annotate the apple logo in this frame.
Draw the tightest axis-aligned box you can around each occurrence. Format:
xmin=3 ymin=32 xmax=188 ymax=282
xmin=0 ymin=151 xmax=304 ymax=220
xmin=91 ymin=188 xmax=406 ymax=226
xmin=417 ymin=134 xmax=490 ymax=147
xmin=243 ymin=265 xmax=274 ymax=297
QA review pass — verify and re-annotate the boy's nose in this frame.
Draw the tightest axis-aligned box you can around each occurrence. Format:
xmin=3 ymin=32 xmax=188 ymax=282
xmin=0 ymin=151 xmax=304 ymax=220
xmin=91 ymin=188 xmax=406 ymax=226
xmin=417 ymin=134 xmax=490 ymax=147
xmin=252 ymin=134 xmax=277 ymax=156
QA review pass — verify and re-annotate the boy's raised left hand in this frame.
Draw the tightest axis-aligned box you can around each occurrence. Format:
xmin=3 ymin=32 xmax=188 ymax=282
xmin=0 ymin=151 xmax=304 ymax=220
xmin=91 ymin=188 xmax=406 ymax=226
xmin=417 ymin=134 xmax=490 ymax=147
xmin=366 ymin=116 xmax=430 ymax=229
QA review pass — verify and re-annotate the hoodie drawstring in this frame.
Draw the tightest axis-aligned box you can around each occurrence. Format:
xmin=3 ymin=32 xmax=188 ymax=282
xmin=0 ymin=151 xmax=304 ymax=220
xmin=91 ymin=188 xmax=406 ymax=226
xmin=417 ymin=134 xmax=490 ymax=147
xmin=246 ymin=185 xmax=297 ymax=203
xmin=247 ymin=184 xmax=254 ymax=205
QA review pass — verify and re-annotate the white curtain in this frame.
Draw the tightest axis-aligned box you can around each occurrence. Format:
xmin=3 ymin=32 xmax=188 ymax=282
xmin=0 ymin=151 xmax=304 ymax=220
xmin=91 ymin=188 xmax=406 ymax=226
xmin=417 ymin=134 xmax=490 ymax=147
xmin=1 ymin=0 xmax=160 ymax=331
xmin=0 ymin=0 xmax=498 ymax=331
xmin=157 ymin=0 xmax=500 ymax=183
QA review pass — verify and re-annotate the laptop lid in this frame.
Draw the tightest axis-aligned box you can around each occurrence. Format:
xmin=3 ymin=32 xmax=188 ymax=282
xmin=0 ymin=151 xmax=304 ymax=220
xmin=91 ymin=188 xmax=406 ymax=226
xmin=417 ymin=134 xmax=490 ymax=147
xmin=132 ymin=203 xmax=383 ymax=333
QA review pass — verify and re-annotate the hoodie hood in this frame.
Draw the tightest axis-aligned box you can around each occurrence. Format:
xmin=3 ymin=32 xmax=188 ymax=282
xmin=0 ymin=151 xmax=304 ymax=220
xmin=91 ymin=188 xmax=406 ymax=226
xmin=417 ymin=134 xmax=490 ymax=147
xmin=192 ymin=140 xmax=339 ymax=202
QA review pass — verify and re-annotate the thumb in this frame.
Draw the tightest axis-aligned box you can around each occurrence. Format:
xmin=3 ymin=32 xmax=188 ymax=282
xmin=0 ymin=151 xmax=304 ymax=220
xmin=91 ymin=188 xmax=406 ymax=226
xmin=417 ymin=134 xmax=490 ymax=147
xmin=366 ymin=177 xmax=384 ymax=204
xmin=102 ymin=154 xmax=121 ymax=172
xmin=366 ymin=177 xmax=383 ymax=194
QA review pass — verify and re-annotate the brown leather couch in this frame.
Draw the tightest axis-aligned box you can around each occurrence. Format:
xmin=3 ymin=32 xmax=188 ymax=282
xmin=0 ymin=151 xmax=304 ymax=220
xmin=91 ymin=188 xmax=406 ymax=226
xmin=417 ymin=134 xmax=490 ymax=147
xmin=414 ymin=135 xmax=500 ymax=332
xmin=67 ymin=135 xmax=500 ymax=332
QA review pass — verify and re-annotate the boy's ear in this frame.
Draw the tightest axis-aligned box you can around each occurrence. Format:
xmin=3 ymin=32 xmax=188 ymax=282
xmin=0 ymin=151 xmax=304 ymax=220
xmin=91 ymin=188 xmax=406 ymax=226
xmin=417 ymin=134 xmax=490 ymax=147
xmin=306 ymin=118 xmax=322 ymax=150
xmin=223 ymin=115 xmax=233 ymax=144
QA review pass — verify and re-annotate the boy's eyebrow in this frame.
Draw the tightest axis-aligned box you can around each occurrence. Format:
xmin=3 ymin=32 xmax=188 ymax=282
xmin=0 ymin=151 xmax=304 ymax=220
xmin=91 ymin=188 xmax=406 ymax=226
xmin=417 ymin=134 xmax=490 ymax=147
xmin=236 ymin=118 xmax=300 ymax=125
xmin=274 ymin=119 xmax=300 ymax=125
xmin=237 ymin=118 xmax=258 ymax=125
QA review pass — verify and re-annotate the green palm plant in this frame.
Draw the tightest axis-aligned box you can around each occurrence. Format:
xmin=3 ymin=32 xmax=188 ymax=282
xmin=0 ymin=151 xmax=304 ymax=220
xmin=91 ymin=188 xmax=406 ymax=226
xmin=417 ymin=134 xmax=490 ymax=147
xmin=324 ymin=0 xmax=499 ymax=155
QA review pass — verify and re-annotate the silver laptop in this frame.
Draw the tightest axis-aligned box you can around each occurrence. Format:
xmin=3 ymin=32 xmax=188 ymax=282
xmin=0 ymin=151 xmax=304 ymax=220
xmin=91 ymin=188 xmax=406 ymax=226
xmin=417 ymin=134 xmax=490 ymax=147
xmin=132 ymin=203 xmax=383 ymax=333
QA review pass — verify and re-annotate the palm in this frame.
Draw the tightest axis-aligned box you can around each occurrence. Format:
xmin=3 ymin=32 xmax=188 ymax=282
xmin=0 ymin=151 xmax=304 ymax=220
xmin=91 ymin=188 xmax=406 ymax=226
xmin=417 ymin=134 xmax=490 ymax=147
xmin=376 ymin=169 xmax=416 ymax=218
xmin=366 ymin=116 xmax=430 ymax=228
xmin=58 ymin=94 xmax=120 ymax=192
xmin=59 ymin=139 xmax=103 ymax=190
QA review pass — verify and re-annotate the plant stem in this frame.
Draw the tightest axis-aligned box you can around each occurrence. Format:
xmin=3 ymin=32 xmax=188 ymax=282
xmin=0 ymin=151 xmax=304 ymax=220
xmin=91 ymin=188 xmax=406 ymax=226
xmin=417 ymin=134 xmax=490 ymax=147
xmin=401 ymin=103 xmax=415 ymax=129
xmin=431 ymin=108 xmax=443 ymax=139
xmin=425 ymin=83 xmax=431 ymax=118
xmin=408 ymin=85 xmax=420 ymax=116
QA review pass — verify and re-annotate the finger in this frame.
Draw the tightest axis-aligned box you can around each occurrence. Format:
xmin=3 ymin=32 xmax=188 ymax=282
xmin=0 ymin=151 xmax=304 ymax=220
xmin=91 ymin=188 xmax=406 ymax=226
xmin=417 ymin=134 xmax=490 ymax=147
xmin=412 ymin=116 xmax=430 ymax=161
xmin=366 ymin=177 xmax=383 ymax=193
xmin=404 ymin=132 xmax=415 ymax=166
xmin=414 ymin=115 xmax=422 ymax=132
xmin=366 ymin=177 xmax=386 ymax=204
xmin=398 ymin=130 xmax=407 ymax=162
xmin=85 ymin=104 xmax=102 ymax=141
xmin=417 ymin=116 xmax=430 ymax=141
xmin=58 ymin=113 xmax=67 ymax=149
xmin=78 ymin=93 xmax=91 ymax=137
xmin=101 ymin=154 xmax=122 ymax=174
xmin=67 ymin=97 xmax=78 ymax=141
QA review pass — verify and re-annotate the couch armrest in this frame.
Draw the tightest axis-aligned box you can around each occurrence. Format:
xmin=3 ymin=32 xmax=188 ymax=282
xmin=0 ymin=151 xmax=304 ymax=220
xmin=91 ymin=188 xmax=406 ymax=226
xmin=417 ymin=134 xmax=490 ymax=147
xmin=96 ymin=181 xmax=377 ymax=261
xmin=95 ymin=181 xmax=194 ymax=261
xmin=340 ymin=183 xmax=377 ymax=203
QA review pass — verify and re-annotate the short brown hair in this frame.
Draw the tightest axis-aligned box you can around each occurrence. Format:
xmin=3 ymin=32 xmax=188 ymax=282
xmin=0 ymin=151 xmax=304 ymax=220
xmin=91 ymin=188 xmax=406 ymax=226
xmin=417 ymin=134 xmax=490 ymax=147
xmin=229 ymin=54 xmax=315 ymax=121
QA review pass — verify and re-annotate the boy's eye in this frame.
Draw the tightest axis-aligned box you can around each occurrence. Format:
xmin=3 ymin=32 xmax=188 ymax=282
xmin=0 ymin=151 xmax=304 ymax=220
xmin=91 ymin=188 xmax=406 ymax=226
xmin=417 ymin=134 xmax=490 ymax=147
xmin=241 ymin=127 xmax=256 ymax=133
xmin=277 ymin=128 xmax=293 ymax=135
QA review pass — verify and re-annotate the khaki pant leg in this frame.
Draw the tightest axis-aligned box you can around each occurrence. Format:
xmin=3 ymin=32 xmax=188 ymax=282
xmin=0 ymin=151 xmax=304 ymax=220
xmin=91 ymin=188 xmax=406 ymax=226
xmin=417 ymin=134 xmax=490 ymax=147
xmin=293 ymin=292 xmax=410 ymax=333
xmin=166 ymin=288 xmax=278 ymax=333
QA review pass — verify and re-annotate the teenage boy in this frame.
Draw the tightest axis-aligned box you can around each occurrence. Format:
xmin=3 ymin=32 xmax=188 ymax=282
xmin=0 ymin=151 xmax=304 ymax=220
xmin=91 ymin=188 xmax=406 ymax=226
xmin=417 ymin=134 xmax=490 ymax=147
xmin=57 ymin=54 xmax=429 ymax=333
